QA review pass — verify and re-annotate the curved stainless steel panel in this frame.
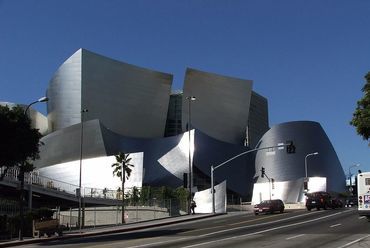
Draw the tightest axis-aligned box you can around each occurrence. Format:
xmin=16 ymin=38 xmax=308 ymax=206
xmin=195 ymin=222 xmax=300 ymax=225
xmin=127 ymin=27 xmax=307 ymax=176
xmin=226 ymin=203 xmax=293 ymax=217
xmin=35 ymin=120 xmax=255 ymax=197
xmin=47 ymin=49 xmax=82 ymax=133
xmin=46 ymin=49 xmax=173 ymax=138
xmin=38 ymin=153 xmax=144 ymax=191
xmin=193 ymin=180 xmax=227 ymax=213
xmin=182 ymin=68 xmax=253 ymax=145
xmin=81 ymin=49 xmax=173 ymax=138
xmin=248 ymin=91 xmax=269 ymax=148
xmin=34 ymin=119 xmax=108 ymax=168
xmin=254 ymin=121 xmax=346 ymax=200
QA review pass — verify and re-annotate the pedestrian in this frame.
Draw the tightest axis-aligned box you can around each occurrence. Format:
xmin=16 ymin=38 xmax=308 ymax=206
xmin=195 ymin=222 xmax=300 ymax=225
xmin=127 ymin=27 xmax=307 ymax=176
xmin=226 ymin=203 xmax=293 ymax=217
xmin=190 ymin=200 xmax=197 ymax=214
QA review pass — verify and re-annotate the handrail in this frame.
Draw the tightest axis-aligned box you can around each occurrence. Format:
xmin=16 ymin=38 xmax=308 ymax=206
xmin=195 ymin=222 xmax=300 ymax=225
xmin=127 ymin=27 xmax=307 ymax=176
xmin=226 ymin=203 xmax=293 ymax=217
xmin=0 ymin=167 xmax=141 ymax=201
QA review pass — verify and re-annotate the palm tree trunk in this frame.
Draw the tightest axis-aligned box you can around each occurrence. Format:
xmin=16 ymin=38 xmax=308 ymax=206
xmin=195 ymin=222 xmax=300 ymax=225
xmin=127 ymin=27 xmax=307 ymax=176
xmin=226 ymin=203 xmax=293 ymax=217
xmin=122 ymin=176 xmax=125 ymax=224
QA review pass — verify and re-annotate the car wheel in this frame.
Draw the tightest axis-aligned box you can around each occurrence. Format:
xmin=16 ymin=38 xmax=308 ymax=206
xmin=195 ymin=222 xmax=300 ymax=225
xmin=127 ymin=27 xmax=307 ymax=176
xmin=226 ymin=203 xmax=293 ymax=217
xmin=316 ymin=206 xmax=320 ymax=211
xmin=280 ymin=207 xmax=284 ymax=213
xmin=307 ymin=207 xmax=311 ymax=211
xmin=255 ymin=212 xmax=258 ymax=215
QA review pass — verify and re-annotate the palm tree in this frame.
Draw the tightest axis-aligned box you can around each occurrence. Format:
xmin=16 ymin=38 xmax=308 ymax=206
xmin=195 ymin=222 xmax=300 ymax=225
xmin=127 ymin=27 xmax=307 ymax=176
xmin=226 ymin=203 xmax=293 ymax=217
xmin=111 ymin=152 xmax=134 ymax=223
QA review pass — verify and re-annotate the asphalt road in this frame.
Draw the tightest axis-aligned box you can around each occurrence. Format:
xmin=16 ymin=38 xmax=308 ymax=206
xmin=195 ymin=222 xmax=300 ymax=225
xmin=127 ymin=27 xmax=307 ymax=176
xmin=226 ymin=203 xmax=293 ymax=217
xmin=18 ymin=208 xmax=370 ymax=248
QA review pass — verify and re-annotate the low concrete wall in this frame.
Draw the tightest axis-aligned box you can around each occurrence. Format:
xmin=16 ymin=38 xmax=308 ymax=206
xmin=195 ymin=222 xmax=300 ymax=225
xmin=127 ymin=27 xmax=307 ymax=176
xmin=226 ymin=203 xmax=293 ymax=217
xmin=59 ymin=206 xmax=187 ymax=227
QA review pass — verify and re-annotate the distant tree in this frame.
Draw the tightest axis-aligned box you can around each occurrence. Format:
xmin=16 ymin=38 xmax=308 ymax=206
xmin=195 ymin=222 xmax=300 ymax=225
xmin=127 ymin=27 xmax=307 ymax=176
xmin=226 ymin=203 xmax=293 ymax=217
xmin=0 ymin=105 xmax=42 ymax=180
xmin=350 ymin=72 xmax=370 ymax=145
xmin=111 ymin=152 xmax=134 ymax=223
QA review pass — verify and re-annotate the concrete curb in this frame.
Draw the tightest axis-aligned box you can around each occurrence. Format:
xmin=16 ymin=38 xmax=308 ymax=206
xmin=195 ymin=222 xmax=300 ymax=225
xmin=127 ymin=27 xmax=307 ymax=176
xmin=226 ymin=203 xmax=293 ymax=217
xmin=0 ymin=213 xmax=224 ymax=247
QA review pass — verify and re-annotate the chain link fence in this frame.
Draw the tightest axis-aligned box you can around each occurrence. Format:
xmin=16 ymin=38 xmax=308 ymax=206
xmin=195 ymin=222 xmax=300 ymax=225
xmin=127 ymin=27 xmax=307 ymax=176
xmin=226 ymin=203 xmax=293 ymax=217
xmin=57 ymin=198 xmax=187 ymax=229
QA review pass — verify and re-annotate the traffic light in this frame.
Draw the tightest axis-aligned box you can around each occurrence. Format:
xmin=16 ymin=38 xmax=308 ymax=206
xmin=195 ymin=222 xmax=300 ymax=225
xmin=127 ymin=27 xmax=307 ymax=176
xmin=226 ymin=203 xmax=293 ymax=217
xmin=286 ymin=140 xmax=296 ymax=154
xmin=261 ymin=167 xmax=265 ymax=178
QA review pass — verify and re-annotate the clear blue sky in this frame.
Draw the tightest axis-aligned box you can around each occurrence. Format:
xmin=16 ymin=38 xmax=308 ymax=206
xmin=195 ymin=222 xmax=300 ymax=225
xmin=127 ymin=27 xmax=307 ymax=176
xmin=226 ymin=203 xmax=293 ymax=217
xmin=0 ymin=0 xmax=369 ymax=174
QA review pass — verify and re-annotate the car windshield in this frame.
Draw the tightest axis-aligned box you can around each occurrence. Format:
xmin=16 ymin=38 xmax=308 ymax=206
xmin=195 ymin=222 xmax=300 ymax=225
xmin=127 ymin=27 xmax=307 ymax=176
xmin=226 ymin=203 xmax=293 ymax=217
xmin=260 ymin=200 xmax=271 ymax=204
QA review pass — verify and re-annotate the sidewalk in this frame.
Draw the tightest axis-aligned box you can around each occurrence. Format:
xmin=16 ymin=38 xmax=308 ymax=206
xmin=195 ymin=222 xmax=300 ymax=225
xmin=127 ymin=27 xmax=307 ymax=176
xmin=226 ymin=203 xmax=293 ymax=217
xmin=0 ymin=213 xmax=223 ymax=248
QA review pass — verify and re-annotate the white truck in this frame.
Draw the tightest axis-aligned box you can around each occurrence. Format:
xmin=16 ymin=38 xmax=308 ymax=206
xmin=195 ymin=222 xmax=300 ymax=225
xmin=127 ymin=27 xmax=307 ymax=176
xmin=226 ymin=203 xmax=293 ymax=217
xmin=357 ymin=171 xmax=370 ymax=220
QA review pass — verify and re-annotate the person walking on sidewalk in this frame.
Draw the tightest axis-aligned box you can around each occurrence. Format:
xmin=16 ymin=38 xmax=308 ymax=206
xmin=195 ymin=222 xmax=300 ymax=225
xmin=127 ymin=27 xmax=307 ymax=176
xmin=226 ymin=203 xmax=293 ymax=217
xmin=190 ymin=200 xmax=197 ymax=214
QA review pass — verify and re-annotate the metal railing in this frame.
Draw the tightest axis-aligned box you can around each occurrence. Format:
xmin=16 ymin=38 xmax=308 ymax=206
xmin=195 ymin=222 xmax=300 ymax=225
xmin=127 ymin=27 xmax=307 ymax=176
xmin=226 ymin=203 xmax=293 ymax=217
xmin=0 ymin=167 xmax=184 ymax=206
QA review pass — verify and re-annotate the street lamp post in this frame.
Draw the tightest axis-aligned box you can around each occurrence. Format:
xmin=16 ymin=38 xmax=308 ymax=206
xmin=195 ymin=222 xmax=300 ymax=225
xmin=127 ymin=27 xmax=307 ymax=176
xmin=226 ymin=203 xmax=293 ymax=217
xmin=78 ymin=108 xmax=88 ymax=231
xmin=19 ymin=96 xmax=48 ymax=241
xmin=304 ymin=152 xmax=319 ymax=192
xmin=186 ymin=96 xmax=196 ymax=214
xmin=349 ymin=164 xmax=360 ymax=194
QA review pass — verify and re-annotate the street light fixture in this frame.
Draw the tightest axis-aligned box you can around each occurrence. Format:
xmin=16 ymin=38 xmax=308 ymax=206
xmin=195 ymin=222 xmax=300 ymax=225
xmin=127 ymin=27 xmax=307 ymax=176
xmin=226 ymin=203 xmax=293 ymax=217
xmin=304 ymin=152 xmax=319 ymax=192
xmin=19 ymin=96 xmax=48 ymax=241
xmin=349 ymin=164 xmax=360 ymax=194
xmin=186 ymin=96 xmax=196 ymax=214
xmin=24 ymin=96 xmax=49 ymax=115
xmin=78 ymin=108 xmax=88 ymax=231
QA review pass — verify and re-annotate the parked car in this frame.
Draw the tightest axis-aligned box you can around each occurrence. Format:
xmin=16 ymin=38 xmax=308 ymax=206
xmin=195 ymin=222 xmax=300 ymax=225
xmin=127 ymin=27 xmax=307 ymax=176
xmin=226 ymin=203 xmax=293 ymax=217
xmin=305 ymin=191 xmax=332 ymax=211
xmin=254 ymin=199 xmax=285 ymax=215
xmin=345 ymin=197 xmax=358 ymax=206
xmin=331 ymin=198 xmax=344 ymax=208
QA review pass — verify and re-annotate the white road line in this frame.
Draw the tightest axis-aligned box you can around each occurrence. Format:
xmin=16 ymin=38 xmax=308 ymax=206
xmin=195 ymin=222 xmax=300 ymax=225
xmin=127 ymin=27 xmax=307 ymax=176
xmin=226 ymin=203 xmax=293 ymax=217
xmin=358 ymin=216 xmax=366 ymax=219
xmin=127 ymin=237 xmax=190 ymax=248
xmin=180 ymin=212 xmax=344 ymax=248
xmin=127 ymin=210 xmax=352 ymax=248
xmin=286 ymin=234 xmax=305 ymax=240
xmin=330 ymin=223 xmax=342 ymax=228
xmin=197 ymin=210 xmax=348 ymax=238
xmin=336 ymin=234 xmax=370 ymax=248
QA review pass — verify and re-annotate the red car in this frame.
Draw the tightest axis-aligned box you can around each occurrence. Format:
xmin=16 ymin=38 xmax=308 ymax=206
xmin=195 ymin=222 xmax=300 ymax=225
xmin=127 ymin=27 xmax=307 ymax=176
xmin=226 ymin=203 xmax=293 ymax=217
xmin=254 ymin=199 xmax=285 ymax=215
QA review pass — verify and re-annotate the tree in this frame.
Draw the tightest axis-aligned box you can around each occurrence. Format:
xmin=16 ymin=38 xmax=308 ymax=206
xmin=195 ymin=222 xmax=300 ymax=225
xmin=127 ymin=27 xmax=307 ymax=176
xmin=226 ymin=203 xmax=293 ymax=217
xmin=350 ymin=72 xmax=370 ymax=145
xmin=0 ymin=104 xmax=42 ymax=179
xmin=111 ymin=152 xmax=134 ymax=223
xmin=0 ymin=104 xmax=43 ymax=240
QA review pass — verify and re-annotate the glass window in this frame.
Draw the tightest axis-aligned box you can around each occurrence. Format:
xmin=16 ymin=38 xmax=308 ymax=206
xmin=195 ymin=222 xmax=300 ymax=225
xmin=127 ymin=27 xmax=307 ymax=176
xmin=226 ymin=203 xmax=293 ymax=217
xmin=365 ymin=178 xmax=370 ymax=186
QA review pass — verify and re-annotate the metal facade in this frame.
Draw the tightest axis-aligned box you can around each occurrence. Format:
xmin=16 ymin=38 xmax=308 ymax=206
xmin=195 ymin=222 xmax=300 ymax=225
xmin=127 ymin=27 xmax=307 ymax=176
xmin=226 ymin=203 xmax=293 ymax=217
xmin=254 ymin=121 xmax=346 ymax=195
xmin=182 ymin=68 xmax=253 ymax=145
xmin=247 ymin=91 xmax=269 ymax=148
xmin=35 ymin=120 xmax=255 ymax=197
xmin=47 ymin=49 xmax=173 ymax=138
xmin=47 ymin=49 xmax=82 ymax=133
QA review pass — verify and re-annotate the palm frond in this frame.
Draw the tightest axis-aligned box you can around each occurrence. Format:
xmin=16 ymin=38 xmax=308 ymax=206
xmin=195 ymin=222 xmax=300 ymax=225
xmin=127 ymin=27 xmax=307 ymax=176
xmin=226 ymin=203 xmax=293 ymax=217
xmin=111 ymin=152 xmax=135 ymax=182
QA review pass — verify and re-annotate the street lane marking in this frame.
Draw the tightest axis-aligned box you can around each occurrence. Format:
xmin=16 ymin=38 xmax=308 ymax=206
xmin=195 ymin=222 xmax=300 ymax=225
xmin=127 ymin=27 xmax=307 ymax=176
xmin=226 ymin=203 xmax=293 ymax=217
xmin=202 ymin=210 xmax=345 ymax=237
xmin=180 ymin=211 xmax=345 ymax=248
xmin=127 ymin=237 xmax=190 ymax=248
xmin=228 ymin=214 xmax=279 ymax=226
xmin=336 ymin=234 xmax=370 ymax=248
xmin=358 ymin=216 xmax=366 ymax=220
xmin=181 ymin=225 xmax=224 ymax=234
xmin=286 ymin=234 xmax=305 ymax=240
xmin=127 ymin=209 xmax=354 ymax=248
xmin=330 ymin=223 xmax=342 ymax=228
xmin=227 ymin=210 xmax=331 ymax=227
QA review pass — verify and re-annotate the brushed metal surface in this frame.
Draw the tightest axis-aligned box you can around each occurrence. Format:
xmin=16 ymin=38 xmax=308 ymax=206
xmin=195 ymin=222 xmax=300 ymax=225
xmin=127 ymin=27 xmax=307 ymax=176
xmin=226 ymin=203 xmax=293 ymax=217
xmin=46 ymin=49 xmax=173 ymax=138
xmin=47 ymin=49 xmax=82 ymax=133
xmin=254 ymin=121 xmax=346 ymax=195
xmin=35 ymin=120 xmax=255 ymax=197
xmin=182 ymin=68 xmax=253 ymax=145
